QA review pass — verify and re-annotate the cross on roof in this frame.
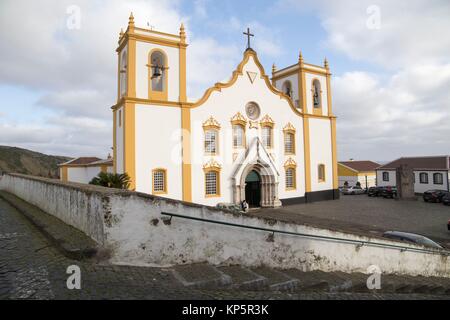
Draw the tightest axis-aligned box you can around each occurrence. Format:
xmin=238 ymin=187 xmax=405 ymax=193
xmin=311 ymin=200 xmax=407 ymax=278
xmin=243 ymin=27 xmax=254 ymax=50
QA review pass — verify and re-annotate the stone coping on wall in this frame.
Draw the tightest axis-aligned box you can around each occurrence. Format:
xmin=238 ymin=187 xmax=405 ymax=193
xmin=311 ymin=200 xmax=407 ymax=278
xmin=3 ymin=173 xmax=448 ymax=256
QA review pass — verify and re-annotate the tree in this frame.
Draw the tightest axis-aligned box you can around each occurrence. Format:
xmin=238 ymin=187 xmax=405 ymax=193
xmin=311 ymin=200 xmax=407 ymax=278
xmin=89 ymin=172 xmax=131 ymax=190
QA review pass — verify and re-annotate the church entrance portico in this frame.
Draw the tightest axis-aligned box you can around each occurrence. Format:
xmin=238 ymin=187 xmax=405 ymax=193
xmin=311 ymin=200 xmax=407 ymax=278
xmin=235 ymin=162 xmax=282 ymax=208
xmin=231 ymin=138 xmax=282 ymax=208
xmin=245 ymin=170 xmax=261 ymax=207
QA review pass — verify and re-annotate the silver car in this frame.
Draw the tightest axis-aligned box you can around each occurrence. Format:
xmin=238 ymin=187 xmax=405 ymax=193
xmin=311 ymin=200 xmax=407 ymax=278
xmin=342 ymin=186 xmax=365 ymax=195
xmin=383 ymin=231 xmax=443 ymax=249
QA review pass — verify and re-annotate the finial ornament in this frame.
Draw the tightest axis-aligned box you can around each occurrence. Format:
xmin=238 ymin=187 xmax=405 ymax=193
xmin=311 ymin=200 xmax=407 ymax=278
xmin=179 ymin=22 xmax=186 ymax=42
xmin=272 ymin=63 xmax=277 ymax=73
xmin=119 ymin=28 xmax=124 ymax=37
xmin=324 ymin=57 xmax=329 ymax=69
xmin=299 ymin=51 xmax=304 ymax=64
xmin=129 ymin=12 xmax=135 ymax=25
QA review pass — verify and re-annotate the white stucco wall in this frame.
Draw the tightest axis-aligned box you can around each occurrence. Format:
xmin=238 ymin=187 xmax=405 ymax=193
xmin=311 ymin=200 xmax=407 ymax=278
xmin=274 ymin=73 xmax=299 ymax=107
xmin=134 ymin=104 xmax=183 ymax=200
xmin=413 ymin=170 xmax=449 ymax=193
xmin=377 ymin=170 xmax=449 ymax=193
xmin=309 ymin=118 xmax=333 ymax=191
xmin=67 ymin=167 xmax=88 ymax=184
xmin=1 ymin=174 xmax=448 ymax=277
xmin=339 ymin=175 xmax=376 ymax=188
xmin=376 ymin=170 xmax=396 ymax=187
xmin=190 ymin=54 xmax=307 ymax=206
xmin=0 ymin=174 xmax=106 ymax=244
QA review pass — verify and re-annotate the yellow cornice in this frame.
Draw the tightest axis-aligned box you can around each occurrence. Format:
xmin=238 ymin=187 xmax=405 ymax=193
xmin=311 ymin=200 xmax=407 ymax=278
xmin=283 ymin=122 xmax=296 ymax=134
xmin=230 ymin=112 xmax=247 ymax=127
xmin=112 ymin=97 xmax=185 ymax=110
xmin=116 ymin=31 xmax=188 ymax=53
xmin=202 ymin=116 xmax=221 ymax=130
xmin=284 ymin=157 xmax=297 ymax=169
xmin=260 ymin=114 xmax=275 ymax=128
xmin=134 ymin=26 xmax=181 ymax=40
xmin=203 ymin=159 xmax=222 ymax=171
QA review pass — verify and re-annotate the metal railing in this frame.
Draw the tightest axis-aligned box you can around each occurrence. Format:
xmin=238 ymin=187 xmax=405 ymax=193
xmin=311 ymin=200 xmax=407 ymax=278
xmin=161 ymin=212 xmax=450 ymax=256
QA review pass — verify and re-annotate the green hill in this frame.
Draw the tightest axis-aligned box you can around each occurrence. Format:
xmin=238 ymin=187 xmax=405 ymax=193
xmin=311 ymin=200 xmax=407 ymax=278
xmin=0 ymin=146 xmax=72 ymax=178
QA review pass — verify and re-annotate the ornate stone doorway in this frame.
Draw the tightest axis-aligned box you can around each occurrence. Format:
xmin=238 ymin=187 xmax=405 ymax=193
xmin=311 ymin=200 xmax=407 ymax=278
xmin=245 ymin=170 xmax=261 ymax=207
xmin=234 ymin=161 xmax=282 ymax=208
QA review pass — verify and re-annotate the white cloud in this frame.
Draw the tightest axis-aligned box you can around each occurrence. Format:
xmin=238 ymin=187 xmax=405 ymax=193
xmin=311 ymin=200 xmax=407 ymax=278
xmin=277 ymin=0 xmax=450 ymax=160
xmin=281 ymin=0 xmax=450 ymax=69
xmin=334 ymin=64 xmax=450 ymax=160
xmin=0 ymin=0 xmax=238 ymax=156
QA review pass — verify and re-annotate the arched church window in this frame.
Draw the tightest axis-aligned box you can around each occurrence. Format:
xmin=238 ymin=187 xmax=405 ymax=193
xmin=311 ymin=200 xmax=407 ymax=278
xmin=149 ymin=50 xmax=167 ymax=93
xmin=318 ymin=164 xmax=326 ymax=182
xmin=204 ymin=130 xmax=218 ymax=155
xmin=232 ymin=124 xmax=245 ymax=148
xmin=312 ymin=79 xmax=322 ymax=108
xmin=120 ymin=51 xmax=127 ymax=97
xmin=286 ymin=168 xmax=296 ymax=189
xmin=203 ymin=117 xmax=221 ymax=155
xmin=283 ymin=123 xmax=296 ymax=155
xmin=261 ymin=126 xmax=272 ymax=149
xmin=282 ymin=81 xmax=292 ymax=98
xmin=284 ymin=133 xmax=295 ymax=154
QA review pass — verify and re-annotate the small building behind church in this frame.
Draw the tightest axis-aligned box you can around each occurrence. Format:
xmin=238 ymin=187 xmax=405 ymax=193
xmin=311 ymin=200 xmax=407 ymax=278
xmin=376 ymin=156 xmax=450 ymax=194
xmin=338 ymin=160 xmax=380 ymax=189
xmin=59 ymin=157 xmax=113 ymax=184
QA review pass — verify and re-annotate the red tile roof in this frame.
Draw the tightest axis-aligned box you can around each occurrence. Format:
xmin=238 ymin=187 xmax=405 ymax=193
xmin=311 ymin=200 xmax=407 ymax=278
xmin=59 ymin=157 xmax=101 ymax=166
xmin=339 ymin=161 xmax=381 ymax=172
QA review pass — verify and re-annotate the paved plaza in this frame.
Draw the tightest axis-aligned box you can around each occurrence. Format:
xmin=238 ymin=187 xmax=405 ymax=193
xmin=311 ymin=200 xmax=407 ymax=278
xmin=252 ymin=194 xmax=450 ymax=248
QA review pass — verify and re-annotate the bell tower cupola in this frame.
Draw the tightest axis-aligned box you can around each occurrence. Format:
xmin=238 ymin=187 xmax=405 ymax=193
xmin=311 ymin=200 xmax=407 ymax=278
xmin=116 ymin=14 xmax=188 ymax=103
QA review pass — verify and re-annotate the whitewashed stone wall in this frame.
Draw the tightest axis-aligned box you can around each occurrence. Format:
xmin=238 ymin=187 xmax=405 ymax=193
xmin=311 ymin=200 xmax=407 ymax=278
xmin=1 ymin=174 xmax=449 ymax=277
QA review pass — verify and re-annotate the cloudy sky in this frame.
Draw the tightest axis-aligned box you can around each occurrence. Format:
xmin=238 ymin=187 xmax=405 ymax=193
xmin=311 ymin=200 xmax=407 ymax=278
xmin=0 ymin=0 xmax=449 ymax=162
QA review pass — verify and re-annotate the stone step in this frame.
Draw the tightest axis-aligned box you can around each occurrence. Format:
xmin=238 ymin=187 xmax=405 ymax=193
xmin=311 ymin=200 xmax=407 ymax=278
xmin=171 ymin=263 xmax=450 ymax=296
xmin=216 ymin=266 xmax=267 ymax=291
xmin=171 ymin=264 xmax=231 ymax=289
xmin=249 ymin=267 xmax=300 ymax=292
xmin=282 ymin=269 xmax=348 ymax=292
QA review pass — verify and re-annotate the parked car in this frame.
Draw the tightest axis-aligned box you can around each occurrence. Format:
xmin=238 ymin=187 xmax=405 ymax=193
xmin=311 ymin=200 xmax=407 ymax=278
xmin=368 ymin=186 xmax=384 ymax=197
xmin=383 ymin=231 xmax=443 ymax=249
xmin=342 ymin=186 xmax=365 ymax=195
xmin=423 ymin=190 xmax=449 ymax=203
xmin=381 ymin=186 xmax=397 ymax=198
xmin=443 ymin=193 xmax=450 ymax=206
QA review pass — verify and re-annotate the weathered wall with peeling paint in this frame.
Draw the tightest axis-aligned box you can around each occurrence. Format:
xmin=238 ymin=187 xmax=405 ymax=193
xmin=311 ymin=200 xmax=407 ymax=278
xmin=1 ymin=173 xmax=449 ymax=277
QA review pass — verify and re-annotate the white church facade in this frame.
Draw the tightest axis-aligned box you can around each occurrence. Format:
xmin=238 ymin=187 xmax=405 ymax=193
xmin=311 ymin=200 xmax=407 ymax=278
xmin=112 ymin=14 xmax=338 ymax=208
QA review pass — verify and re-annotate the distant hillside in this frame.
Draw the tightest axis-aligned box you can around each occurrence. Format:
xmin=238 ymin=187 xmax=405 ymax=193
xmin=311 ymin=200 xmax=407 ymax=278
xmin=0 ymin=146 xmax=72 ymax=178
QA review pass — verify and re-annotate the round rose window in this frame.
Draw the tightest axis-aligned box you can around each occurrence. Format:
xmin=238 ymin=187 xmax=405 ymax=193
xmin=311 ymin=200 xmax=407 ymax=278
xmin=245 ymin=102 xmax=260 ymax=120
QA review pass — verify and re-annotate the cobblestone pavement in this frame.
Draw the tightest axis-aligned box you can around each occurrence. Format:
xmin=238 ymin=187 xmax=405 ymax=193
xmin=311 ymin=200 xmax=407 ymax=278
xmin=0 ymin=198 xmax=448 ymax=300
xmin=253 ymin=195 xmax=450 ymax=248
